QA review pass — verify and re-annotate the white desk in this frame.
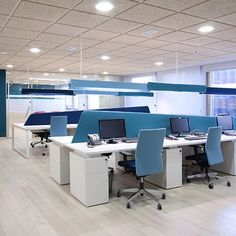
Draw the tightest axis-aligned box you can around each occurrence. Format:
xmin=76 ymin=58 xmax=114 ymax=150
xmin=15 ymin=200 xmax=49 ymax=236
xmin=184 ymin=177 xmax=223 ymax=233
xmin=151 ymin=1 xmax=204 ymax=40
xmin=62 ymin=135 xmax=236 ymax=207
xmin=12 ymin=123 xmax=77 ymax=158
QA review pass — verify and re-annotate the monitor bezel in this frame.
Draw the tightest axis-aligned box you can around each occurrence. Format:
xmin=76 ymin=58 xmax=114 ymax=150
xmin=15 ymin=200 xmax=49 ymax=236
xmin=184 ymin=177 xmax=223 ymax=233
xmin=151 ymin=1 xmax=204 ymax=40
xmin=170 ymin=117 xmax=190 ymax=136
xmin=216 ymin=115 xmax=233 ymax=131
xmin=98 ymin=118 xmax=126 ymax=142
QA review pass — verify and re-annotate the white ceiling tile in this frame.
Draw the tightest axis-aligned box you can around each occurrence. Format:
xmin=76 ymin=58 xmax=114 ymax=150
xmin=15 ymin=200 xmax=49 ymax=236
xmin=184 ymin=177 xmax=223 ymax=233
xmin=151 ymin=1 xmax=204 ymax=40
xmin=94 ymin=41 xmax=127 ymax=50
xmin=0 ymin=36 xmax=29 ymax=45
xmin=28 ymin=40 xmax=60 ymax=49
xmin=66 ymin=37 xmax=102 ymax=48
xmin=216 ymin=12 xmax=236 ymax=26
xmin=209 ymin=28 xmax=236 ymax=40
xmin=95 ymin=18 xmax=143 ymax=33
xmin=116 ymin=45 xmax=148 ymax=53
xmin=27 ymin=0 xmax=80 ymax=8
xmin=74 ymin=0 xmax=137 ymax=16
xmin=160 ymin=43 xmax=194 ymax=51
xmin=144 ymin=0 xmax=207 ymax=11
xmin=0 ymin=0 xmax=19 ymax=15
xmin=181 ymin=36 xmax=221 ymax=46
xmin=0 ymin=28 xmax=39 ymax=40
xmin=127 ymin=25 xmax=173 ymax=38
xmin=157 ymin=31 xmax=198 ymax=42
xmin=46 ymin=24 xmax=87 ymax=37
xmin=203 ymin=41 xmax=236 ymax=50
xmin=58 ymin=10 xmax=108 ymax=28
xmin=117 ymin=4 xmax=174 ymax=24
xmin=141 ymin=48 xmax=171 ymax=56
xmin=136 ymin=39 xmax=172 ymax=48
xmin=109 ymin=35 xmax=146 ymax=44
xmin=14 ymin=1 xmax=67 ymax=22
xmin=152 ymin=13 xmax=205 ymax=30
xmin=6 ymin=17 xmax=50 ymax=31
xmin=83 ymin=29 xmax=120 ymax=41
xmin=35 ymin=33 xmax=71 ymax=43
xmin=0 ymin=43 xmax=21 ymax=51
xmin=0 ymin=14 xmax=8 ymax=27
xmin=183 ymin=0 xmax=236 ymax=19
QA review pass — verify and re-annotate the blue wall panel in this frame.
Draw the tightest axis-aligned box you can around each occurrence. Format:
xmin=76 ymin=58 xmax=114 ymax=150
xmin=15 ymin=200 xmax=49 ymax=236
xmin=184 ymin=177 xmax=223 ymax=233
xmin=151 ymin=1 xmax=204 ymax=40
xmin=0 ymin=70 xmax=6 ymax=137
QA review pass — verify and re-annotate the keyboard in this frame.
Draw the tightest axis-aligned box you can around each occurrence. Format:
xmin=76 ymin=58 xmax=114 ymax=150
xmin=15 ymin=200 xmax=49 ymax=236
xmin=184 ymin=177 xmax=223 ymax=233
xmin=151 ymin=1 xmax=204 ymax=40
xmin=184 ymin=136 xmax=207 ymax=141
xmin=122 ymin=138 xmax=138 ymax=143
xmin=224 ymin=130 xmax=236 ymax=136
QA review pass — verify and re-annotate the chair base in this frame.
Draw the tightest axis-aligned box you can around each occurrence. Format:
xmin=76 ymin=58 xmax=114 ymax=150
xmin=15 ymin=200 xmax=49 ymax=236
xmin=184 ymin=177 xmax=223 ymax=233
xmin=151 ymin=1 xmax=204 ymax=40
xmin=186 ymin=170 xmax=231 ymax=189
xmin=117 ymin=177 xmax=166 ymax=209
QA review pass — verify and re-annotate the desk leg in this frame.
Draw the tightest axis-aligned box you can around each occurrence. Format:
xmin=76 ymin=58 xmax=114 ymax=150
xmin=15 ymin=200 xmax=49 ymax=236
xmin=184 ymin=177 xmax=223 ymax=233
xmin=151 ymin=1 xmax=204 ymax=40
xmin=49 ymin=143 xmax=70 ymax=184
xmin=70 ymin=152 xmax=109 ymax=207
xmin=146 ymin=148 xmax=182 ymax=189
xmin=213 ymin=141 xmax=236 ymax=175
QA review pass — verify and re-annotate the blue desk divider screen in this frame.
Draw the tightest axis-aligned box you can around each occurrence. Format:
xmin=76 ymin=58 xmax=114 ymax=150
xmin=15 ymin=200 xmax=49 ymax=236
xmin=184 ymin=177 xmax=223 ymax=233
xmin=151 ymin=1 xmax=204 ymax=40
xmin=72 ymin=111 xmax=217 ymax=143
xmin=24 ymin=106 xmax=150 ymax=126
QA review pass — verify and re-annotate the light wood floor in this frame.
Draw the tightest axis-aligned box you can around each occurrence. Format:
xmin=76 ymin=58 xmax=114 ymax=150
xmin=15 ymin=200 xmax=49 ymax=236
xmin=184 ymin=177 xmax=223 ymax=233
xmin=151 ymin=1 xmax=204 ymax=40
xmin=1 ymin=138 xmax=236 ymax=236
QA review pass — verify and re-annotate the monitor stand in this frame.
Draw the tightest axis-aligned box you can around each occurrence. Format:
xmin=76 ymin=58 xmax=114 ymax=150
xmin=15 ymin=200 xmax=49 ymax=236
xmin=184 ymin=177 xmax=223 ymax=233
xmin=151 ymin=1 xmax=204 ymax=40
xmin=106 ymin=139 xmax=117 ymax=144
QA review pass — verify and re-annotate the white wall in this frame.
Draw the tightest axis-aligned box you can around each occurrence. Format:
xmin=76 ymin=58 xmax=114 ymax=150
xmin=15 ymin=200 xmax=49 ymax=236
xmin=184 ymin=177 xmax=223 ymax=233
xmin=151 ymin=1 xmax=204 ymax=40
xmin=125 ymin=66 xmax=206 ymax=115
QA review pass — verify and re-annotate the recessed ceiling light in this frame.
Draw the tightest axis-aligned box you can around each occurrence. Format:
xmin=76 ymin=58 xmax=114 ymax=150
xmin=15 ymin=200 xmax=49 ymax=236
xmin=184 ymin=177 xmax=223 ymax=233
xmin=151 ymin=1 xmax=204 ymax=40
xmin=103 ymin=72 xmax=109 ymax=74
xmin=51 ymin=73 xmax=55 ymax=76
xmin=101 ymin=55 xmax=110 ymax=60
xmin=0 ymin=51 xmax=7 ymax=55
xmin=155 ymin=62 xmax=163 ymax=66
xmin=198 ymin=25 xmax=214 ymax=33
xmin=6 ymin=64 xmax=13 ymax=68
xmin=95 ymin=1 xmax=114 ymax=12
xmin=83 ymin=75 xmax=88 ymax=79
xmin=58 ymin=68 xmax=65 ymax=72
xmin=44 ymin=73 xmax=49 ymax=76
xmin=30 ymin=47 xmax=41 ymax=53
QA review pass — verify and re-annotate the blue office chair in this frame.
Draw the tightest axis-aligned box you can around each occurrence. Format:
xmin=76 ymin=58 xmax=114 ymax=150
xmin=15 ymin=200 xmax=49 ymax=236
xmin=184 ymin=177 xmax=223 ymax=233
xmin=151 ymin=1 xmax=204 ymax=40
xmin=50 ymin=116 xmax=68 ymax=137
xmin=186 ymin=126 xmax=231 ymax=189
xmin=117 ymin=128 xmax=166 ymax=210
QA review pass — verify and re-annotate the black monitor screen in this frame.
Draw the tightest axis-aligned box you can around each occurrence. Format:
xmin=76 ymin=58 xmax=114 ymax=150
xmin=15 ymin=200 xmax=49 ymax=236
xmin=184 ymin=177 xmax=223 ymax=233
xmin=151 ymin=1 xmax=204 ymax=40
xmin=170 ymin=117 xmax=190 ymax=135
xmin=99 ymin=119 xmax=126 ymax=141
xmin=216 ymin=115 xmax=233 ymax=130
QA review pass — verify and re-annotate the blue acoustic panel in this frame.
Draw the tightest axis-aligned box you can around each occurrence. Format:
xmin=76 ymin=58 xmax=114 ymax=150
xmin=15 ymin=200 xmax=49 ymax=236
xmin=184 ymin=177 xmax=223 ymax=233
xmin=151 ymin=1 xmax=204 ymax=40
xmin=204 ymin=87 xmax=236 ymax=95
xmin=72 ymin=111 xmax=216 ymax=143
xmin=0 ymin=70 xmax=6 ymax=137
xmin=71 ymin=79 xmax=148 ymax=92
xmin=24 ymin=106 xmax=150 ymax=126
xmin=22 ymin=88 xmax=74 ymax=96
xmin=117 ymin=92 xmax=154 ymax=97
xmin=24 ymin=111 xmax=84 ymax=125
xmin=148 ymin=82 xmax=206 ymax=93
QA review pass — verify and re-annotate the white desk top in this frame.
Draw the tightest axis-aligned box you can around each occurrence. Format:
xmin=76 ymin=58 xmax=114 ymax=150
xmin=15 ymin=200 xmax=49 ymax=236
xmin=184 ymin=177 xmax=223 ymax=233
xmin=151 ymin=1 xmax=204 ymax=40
xmin=65 ymin=135 xmax=236 ymax=158
xmin=50 ymin=136 xmax=73 ymax=145
xmin=13 ymin=123 xmax=77 ymax=131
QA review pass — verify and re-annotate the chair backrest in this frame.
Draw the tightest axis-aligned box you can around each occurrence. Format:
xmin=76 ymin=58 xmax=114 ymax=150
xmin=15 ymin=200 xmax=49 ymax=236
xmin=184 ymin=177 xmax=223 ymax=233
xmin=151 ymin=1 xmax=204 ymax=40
xmin=50 ymin=116 xmax=68 ymax=137
xmin=206 ymin=126 xmax=223 ymax=165
xmin=135 ymin=128 xmax=166 ymax=177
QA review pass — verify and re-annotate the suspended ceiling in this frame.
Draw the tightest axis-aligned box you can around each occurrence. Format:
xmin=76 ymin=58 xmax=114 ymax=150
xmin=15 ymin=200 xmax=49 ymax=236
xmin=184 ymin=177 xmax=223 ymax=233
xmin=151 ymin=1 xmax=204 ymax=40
xmin=1 ymin=0 xmax=236 ymax=82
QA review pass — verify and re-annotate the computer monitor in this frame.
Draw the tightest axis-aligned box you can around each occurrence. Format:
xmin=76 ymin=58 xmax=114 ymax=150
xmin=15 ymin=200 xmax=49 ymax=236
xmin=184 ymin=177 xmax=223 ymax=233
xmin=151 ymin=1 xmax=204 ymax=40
xmin=216 ymin=115 xmax=233 ymax=131
xmin=99 ymin=119 xmax=126 ymax=143
xmin=170 ymin=117 xmax=190 ymax=137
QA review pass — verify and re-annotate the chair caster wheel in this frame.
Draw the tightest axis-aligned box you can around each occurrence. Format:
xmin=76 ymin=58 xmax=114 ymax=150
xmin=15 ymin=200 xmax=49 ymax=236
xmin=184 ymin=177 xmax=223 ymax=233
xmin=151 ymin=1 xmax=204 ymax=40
xmin=42 ymin=153 xmax=46 ymax=156
xmin=117 ymin=190 xmax=121 ymax=198
xmin=32 ymin=145 xmax=34 ymax=148
xmin=140 ymin=193 xmax=144 ymax=196
xmin=127 ymin=202 xmax=131 ymax=209
xmin=187 ymin=178 xmax=191 ymax=183
xmin=227 ymin=181 xmax=231 ymax=187
xmin=157 ymin=203 xmax=162 ymax=210
xmin=208 ymin=183 xmax=214 ymax=189
xmin=161 ymin=193 xmax=166 ymax=200
xmin=45 ymin=144 xmax=48 ymax=148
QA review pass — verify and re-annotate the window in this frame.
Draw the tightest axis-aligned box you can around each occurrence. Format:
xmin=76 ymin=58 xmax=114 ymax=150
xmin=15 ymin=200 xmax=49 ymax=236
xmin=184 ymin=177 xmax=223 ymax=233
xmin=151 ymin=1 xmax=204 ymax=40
xmin=208 ymin=69 xmax=236 ymax=116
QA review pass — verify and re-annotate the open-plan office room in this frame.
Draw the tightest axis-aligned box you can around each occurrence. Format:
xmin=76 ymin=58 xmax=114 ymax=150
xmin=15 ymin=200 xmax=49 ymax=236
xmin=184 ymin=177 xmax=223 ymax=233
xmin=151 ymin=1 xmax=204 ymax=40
xmin=1 ymin=0 xmax=236 ymax=235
